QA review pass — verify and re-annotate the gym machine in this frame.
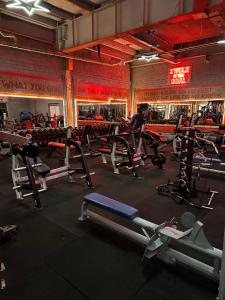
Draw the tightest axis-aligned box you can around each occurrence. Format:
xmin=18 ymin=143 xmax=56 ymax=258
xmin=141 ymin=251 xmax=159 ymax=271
xmin=158 ymin=128 xmax=219 ymax=210
xmin=79 ymin=192 xmax=225 ymax=300
xmin=11 ymin=127 xmax=95 ymax=205
xmin=47 ymin=125 xmax=101 ymax=158
xmin=99 ymin=122 xmax=166 ymax=177
xmin=0 ymin=132 xmax=20 ymax=244
xmin=136 ymin=124 xmax=166 ymax=169
xmin=99 ymin=123 xmax=142 ymax=178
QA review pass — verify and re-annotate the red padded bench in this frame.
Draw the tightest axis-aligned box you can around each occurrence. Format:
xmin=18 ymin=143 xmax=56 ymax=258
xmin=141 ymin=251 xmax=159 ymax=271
xmin=48 ymin=141 xmax=82 ymax=150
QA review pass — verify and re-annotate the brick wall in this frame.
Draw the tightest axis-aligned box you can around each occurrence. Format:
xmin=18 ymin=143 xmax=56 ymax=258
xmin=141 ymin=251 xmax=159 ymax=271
xmin=133 ymin=54 xmax=225 ymax=90
xmin=0 ymin=47 xmax=65 ymax=79
xmin=74 ymin=61 xmax=130 ymax=91
xmin=0 ymin=47 xmax=65 ymax=97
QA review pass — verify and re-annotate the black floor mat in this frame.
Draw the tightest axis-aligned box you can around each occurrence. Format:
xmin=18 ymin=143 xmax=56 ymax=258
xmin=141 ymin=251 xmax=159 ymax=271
xmin=46 ymin=234 xmax=148 ymax=300
xmin=0 ymin=149 xmax=224 ymax=300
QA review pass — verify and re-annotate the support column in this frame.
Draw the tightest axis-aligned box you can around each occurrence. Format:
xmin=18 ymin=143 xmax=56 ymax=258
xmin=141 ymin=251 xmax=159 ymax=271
xmin=223 ymin=101 xmax=225 ymax=125
xmin=130 ymin=65 xmax=135 ymax=116
xmin=65 ymin=59 xmax=74 ymax=127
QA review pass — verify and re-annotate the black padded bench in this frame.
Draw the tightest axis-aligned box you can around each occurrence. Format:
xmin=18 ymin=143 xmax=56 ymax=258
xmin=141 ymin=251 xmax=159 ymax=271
xmin=83 ymin=193 xmax=138 ymax=220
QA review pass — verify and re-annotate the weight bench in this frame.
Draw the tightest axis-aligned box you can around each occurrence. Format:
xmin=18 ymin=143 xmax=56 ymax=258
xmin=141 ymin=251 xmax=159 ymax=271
xmin=146 ymin=130 xmax=168 ymax=143
xmin=79 ymin=192 xmax=225 ymax=300
xmin=80 ymin=192 xmax=138 ymax=220
xmin=47 ymin=141 xmax=77 ymax=157
xmin=193 ymin=155 xmax=222 ymax=164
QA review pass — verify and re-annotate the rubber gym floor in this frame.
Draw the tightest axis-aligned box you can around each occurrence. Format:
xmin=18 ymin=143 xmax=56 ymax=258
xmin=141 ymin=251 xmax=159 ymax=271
xmin=0 ymin=148 xmax=225 ymax=300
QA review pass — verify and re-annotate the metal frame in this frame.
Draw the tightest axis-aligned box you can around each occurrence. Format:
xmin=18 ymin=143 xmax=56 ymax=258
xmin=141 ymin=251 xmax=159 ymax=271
xmin=79 ymin=201 xmax=225 ymax=299
xmin=11 ymin=130 xmax=94 ymax=201
xmin=99 ymin=124 xmax=141 ymax=177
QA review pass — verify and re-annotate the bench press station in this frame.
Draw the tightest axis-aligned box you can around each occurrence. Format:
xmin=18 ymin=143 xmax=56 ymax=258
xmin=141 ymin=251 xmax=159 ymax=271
xmin=79 ymin=192 xmax=225 ymax=300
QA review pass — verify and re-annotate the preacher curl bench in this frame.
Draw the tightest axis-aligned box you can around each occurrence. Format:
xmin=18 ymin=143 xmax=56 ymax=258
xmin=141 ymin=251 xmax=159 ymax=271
xmin=79 ymin=192 xmax=225 ymax=300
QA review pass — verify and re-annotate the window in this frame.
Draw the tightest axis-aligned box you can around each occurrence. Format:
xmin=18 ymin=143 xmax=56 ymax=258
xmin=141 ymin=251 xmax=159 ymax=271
xmin=49 ymin=103 xmax=60 ymax=117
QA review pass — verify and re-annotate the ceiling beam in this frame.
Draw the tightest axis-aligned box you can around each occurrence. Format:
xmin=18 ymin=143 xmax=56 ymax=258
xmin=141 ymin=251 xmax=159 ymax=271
xmin=0 ymin=13 xmax=55 ymax=44
xmin=134 ymin=32 xmax=175 ymax=61
xmin=135 ymin=32 xmax=174 ymax=52
xmin=102 ymin=40 xmax=135 ymax=55
xmin=75 ymin=48 xmax=120 ymax=63
xmin=88 ymin=45 xmax=133 ymax=61
xmin=120 ymin=35 xmax=151 ymax=50
xmin=44 ymin=2 xmax=77 ymax=20
xmin=0 ymin=3 xmax=57 ymax=29
xmin=69 ymin=0 xmax=100 ymax=11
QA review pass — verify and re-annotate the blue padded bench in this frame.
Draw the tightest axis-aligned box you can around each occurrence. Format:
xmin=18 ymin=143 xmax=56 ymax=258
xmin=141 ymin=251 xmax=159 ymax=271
xmin=83 ymin=193 xmax=138 ymax=220
xmin=193 ymin=156 xmax=222 ymax=164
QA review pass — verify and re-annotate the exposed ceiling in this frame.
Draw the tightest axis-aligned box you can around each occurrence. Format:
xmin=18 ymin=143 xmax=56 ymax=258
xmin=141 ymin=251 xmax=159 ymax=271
xmin=1 ymin=0 xmax=225 ymax=66
xmin=62 ymin=2 xmax=225 ymax=66
xmin=0 ymin=0 xmax=111 ymax=29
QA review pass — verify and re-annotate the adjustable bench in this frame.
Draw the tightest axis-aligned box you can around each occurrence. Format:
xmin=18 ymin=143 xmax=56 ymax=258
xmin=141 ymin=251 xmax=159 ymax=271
xmin=81 ymin=192 xmax=138 ymax=220
xmin=146 ymin=130 xmax=168 ymax=143
xmin=47 ymin=141 xmax=78 ymax=157
xmin=48 ymin=141 xmax=78 ymax=149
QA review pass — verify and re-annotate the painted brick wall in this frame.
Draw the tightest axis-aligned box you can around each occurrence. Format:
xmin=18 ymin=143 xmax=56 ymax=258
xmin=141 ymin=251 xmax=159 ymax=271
xmin=74 ymin=61 xmax=130 ymax=90
xmin=7 ymin=98 xmax=63 ymax=119
xmin=0 ymin=47 xmax=65 ymax=79
xmin=133 ymin=54 xmax=225 ymax=89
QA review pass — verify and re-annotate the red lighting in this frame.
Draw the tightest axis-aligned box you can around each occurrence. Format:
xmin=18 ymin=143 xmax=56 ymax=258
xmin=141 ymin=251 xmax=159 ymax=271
xmin=168 ymin=66 xmax=192 ymax=85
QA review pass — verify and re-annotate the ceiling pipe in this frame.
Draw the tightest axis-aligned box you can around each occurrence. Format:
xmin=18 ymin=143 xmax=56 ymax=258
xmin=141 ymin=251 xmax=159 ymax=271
xmin=129 ymin=38 xmax=225 ymax=65
xmin=0 ymin=30 xmax=17 ymax=43
xmin=0 ymin=42 xmax=121 ymax=67
xmin=131 ymin=51 xmax=225 ymax=68
xmin=0 ymin=7 xmax=56 ymax=29
xmin=1 ymin=28 xmax=53 ymax=46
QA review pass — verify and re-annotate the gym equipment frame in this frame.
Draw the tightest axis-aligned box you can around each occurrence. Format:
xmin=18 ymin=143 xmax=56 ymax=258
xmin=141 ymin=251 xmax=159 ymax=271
xmin=11 ymin=128 xmax=94 ymax=204
xmin=79 ymin=193 xmax=225 ymax=300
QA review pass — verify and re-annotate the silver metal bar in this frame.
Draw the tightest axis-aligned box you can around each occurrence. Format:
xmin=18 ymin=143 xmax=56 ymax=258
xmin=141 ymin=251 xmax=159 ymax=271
xmin=80 ymin=172 xmax=95 ymax=179
xmin=48 ymin=166 xmax=68 ymax=175
xmin=14 ymin=163 xmax=42 ymax=171
xmin=23 ymin=192 xmax=34 ymax=197
xmin=45 ymin=172 xmax=69 ymax=181
xmin=218 ymin=231 xmax=225 ymax=300
xmin=73 ymin=153 xmax=90 ymax=159
xmin=133 ymin=217 xmax=222 ymax=259
xmin=86 ymin=209 xmax=221 ymax=281
xmin=193 ymin=166 xmax=225 ymax=175
xmin=87 ymin=210 xmax=148 ymax=246
xmin=158 ymin=248 xmax=219 ymax=281
xmin=23 ymin=188 xmax=46 ymax=198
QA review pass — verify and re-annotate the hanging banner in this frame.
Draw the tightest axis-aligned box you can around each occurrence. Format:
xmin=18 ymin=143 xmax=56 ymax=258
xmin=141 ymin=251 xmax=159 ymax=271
xmin=136 ymin=85 xmax=225 ymax=102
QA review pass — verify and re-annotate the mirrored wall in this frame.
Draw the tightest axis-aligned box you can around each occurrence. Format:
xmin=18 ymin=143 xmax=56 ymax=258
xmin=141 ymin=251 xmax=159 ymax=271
xmin=137 ymin=100 xmax=224 ymax=125
xmin=77 ymin=100 xmax=127 ymax=122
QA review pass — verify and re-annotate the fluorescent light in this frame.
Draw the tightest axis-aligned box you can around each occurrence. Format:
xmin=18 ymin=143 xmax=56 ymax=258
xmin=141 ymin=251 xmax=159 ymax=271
xmin=217 ymin=39 xmax=225 ymax=44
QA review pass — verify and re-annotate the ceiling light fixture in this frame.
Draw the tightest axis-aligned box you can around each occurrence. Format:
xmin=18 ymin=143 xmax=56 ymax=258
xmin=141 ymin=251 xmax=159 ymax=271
xmin=138 ymin=54 xmax=160 ymax=62
xmin=217 ymin=39 xmax=225 ymax=44
xmin=6 ymin=0 xmax=50 ymax=16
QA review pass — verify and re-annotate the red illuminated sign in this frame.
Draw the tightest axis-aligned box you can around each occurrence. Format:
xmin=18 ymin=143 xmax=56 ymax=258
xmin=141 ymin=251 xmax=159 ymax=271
xmin=168 ymin=66 xmax=192 ymax=85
